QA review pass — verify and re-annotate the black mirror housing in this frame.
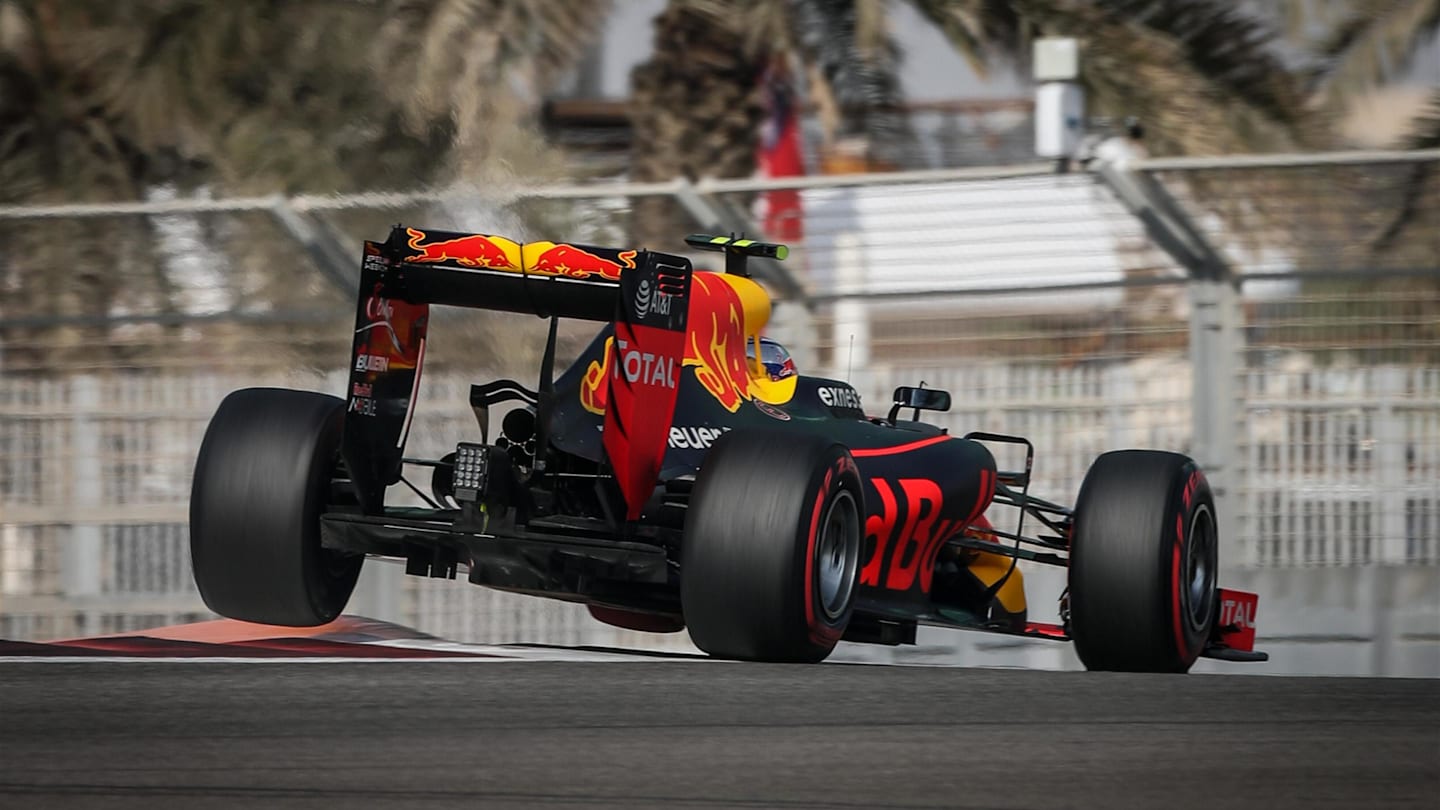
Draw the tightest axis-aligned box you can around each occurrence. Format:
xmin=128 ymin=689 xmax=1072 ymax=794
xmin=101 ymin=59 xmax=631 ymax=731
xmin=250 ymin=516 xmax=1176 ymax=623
xmin=889 ymin=386 xmax=951 ymax=421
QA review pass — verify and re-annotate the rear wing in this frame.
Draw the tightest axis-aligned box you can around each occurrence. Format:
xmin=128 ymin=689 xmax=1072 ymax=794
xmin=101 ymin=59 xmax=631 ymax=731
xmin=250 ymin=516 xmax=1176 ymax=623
xmin=342 ymin=225 xmax=695 ymax=519
xmin=381 ymin=225 xmax=659 ymax=320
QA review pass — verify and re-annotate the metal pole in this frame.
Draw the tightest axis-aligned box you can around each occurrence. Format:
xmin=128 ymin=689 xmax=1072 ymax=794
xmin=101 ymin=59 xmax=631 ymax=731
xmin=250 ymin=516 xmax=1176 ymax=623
xmin=1187 ymin=277 xmax=1241 ymax=552
xmin=65 ymin=376 xmax=103 ymax=637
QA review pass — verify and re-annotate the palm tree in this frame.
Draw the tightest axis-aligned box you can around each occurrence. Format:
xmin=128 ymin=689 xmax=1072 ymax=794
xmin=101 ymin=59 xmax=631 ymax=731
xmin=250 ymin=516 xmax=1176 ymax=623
xmin=2 ymin=0 xmax=610 ymax=196
xmin=924 ymin=0 xmax=1325 ymax=153
xmin=628 ymin=0 xmax=1322 ymax=205
xmin=0 ymin=0 xmax=609 ymax=371
xmin=1306 ymin=1 xmax=1440 ymax=250
xmin=626 ymin=0 xmax=915 ymax=250
xmin=1310 ymin=0 xmax=1440 ymax=104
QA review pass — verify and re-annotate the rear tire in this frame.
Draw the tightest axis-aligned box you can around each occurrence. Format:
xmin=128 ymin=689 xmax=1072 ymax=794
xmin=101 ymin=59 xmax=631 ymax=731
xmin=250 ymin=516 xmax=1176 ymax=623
xmin=681 ymin=430 xmax=863 ymax=663
xmin=190 ymin=388 xmax=363 ymax=626
xmin=1069 ymin=450 xmax=1218 ymax=673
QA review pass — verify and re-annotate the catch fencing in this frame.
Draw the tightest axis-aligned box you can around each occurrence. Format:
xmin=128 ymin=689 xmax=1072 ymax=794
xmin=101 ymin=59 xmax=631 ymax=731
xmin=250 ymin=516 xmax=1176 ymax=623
xmin=1 ymin=149 xmax=1436 ymax=672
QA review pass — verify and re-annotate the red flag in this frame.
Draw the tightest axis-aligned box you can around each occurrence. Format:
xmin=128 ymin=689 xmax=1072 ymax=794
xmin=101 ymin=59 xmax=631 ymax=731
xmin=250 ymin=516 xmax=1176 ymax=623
xmin=756 ymin=59 xmax=804 ymax=242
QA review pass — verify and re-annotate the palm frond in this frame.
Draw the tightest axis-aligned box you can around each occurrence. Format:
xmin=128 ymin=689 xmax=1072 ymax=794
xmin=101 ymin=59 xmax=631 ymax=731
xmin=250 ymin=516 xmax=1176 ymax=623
xmin=0 ymin=1 xmax=141 ymax=200
xmin=1317 ymin=0 xmax=1440 ymax=100
xmin=1372 ymin=86 xmax=1440 ymax=249
xmin=1098 ymin=0 xmax=1317 ymax=140
xmin=906 ymin=0 xmax=1025 ymax=76
xmin=791 ymin=0 xmax=915 ymax=162
xmin=1005 ymin=0 xmax=1321 ymax=154
xmin=629 ymin=2 xmax=764 ymax=183
xmin=374 ymin=0 xmax=612 ymax=167
xmin=1403 ymin=86 xmax=1440 ymax=149
xmin=1270 ymin=0 xmax=1354 ymax=46
xmin=910 ymin=0 xmax=1318 ymax=153
xmin=628 ymin=2 xmax=767 ymax=249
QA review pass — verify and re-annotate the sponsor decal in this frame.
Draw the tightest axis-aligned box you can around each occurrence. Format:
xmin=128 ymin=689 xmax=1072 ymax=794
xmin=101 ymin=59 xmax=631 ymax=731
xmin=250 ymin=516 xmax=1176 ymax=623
xmin=1184 ymin=469 xmax=1202 ymax=508
xmin=354 ymin=354 xmax=390 ymax=373
xmin=348 ymin=396 xmax=377 ymax=416
xmin=859 ymin=470 xmax=992 ymax=593
xmin=613 ymin=338 xmax=677 ymax=389
xmin=527 ymin=242 xmax=637 ymax=282
xmin=635 ymin=279 xmax=653 ymax=318
xmin=817 ymin=385 xmax=863 ymax=411
xmin=581 ymin=272 xmax=756 ymax=417
xmin=1216 ymin=588 xmax=1259 ymax=652
xmin=634 ymin=278 xmax=674 ymax=320
xmin=1219 ymin=597 xmax=1254 ymax=630
xmin=352 ymin=280 xmax=427 ymax=372
xmin=754 ymin=400 xmax=791 ymax=421
xmin=668 ymin=426 xmax=730 ymax=449
xmin=356 ymin=293 xmax=403 ymax=354
xmin=403 ymin=229 xmax=640 ymax=282
xmin=352 ymin=382 xmax=373 ymax=398
xmin=366 ymin=295 xmax=394 ymax=323
xmin=405 ymin=228 xmax=519 ymax=270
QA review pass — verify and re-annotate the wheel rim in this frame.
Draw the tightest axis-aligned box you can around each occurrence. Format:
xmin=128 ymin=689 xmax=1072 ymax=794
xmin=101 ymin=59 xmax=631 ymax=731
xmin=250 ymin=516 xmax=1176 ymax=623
xmin=816 ymin=489 xmax=860 ymax=620
xmin=1184 ymin=504 xmax=1217 ymax=632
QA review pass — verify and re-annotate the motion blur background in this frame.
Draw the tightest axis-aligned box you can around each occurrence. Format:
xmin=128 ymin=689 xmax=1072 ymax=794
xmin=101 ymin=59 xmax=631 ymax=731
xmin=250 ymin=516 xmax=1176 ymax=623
xmin=0 ymin=0 xmax=1436 ymax=675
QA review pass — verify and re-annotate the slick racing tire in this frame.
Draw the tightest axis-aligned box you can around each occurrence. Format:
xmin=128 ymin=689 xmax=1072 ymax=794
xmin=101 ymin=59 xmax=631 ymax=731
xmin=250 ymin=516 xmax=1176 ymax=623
xmin=681 ymin=430 xmax=863 ymax=663
xmin=190 ymin=388 xmax=363 ymax=626
xmin=1069 ymin=450 xmax=1218 ymax=673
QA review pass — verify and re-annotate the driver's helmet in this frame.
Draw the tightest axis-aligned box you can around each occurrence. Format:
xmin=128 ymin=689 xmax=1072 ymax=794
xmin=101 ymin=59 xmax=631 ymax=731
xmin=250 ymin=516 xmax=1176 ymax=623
xmin=748 ymin=336 xmax=797 ymax=382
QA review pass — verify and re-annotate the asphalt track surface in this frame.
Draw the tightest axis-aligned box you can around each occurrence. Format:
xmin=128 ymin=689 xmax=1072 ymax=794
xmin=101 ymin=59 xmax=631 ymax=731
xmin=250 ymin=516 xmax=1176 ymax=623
xmin=0 ymin=662 xmax=1436 ymax=809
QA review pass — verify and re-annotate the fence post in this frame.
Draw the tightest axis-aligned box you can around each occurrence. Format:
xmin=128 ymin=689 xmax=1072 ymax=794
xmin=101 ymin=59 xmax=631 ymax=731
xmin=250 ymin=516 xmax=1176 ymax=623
xmin=1375 ymin=366 xmax=1407 ymax=564
xmin=1189 ymin=278 xmax=1242 ymax=561
xmin=64 ymin=376 xmax=103 ymax=635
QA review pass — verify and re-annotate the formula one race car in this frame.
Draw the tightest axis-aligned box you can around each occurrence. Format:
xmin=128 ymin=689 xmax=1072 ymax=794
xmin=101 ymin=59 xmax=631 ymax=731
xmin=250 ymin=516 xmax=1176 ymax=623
xmin=189 ymin=226 xmax=1267 ymax=670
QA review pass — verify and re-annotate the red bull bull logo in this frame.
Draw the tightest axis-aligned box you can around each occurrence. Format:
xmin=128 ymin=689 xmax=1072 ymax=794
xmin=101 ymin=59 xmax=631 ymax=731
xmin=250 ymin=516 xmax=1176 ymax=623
xmin=525 ymin=242 xmax=637 ymax=282
xmin=405 ymin=229 xmax=639 ymax=283
xmin=404 ymin=228 xmax=519 ymax=270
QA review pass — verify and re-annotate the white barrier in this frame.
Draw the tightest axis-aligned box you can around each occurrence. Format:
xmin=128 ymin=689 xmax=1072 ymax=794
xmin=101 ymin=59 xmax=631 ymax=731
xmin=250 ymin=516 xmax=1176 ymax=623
xmin=3 ymin=368 xmax=1434 ymax=676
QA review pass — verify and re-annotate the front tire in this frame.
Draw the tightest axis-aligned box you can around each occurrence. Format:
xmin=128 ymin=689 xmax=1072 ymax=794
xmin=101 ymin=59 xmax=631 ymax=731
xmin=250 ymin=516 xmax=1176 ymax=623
xmin=1069 ymin=450 xmax=1218 ymax=673
xmin=190 ymin=388 xmax=363 ymax=626
xmin=681 ymin=430 xmax=863 ymax=663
